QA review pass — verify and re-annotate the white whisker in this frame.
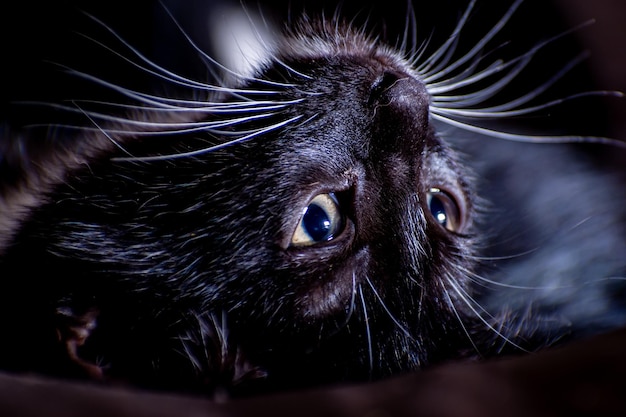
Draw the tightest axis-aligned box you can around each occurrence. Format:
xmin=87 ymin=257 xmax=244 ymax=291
xmin=427 ymin=21 xmax=589 ymax=97
xmin=83 ymin=12 xmax=254 ymax=93
xmin=57 ymin=107 xmax=279 ymax=131
xmin=111 ymin=115 xmax=303 ymax=162
xmin=456 ymin=265 xmax=559 ymax=291
xmin=157 ymin=1 xmax=305 ymax=88
xmin=427 ymin=56 xmax=520 ymax=95
xmin=431 ymin=113 xmax=626 ymax=147
xmin=426 ymin=47 xmax=510 ymax=101
xmin=445 ymin=276 xmax=528 ymax=352
xmin=407 ymin=29 xmax=432 ymax=68
xmin=442 ymin=287 xmax=481 ymax=356
xmin=464 ymin=53 xmax=589 ymax=112
xmin=433 ymin=91 xmax=620 ymax=118
xmin=77 ymin=32 xmax=227 ymax=93
xmin=418 ymin=5 xmax=625 ymax=147
xmin=364 ymin=277 xmax=414 ymax=341
xmin=74 ymin=98 xmax=304 ymax=113
xmin=421 ymin=0 xmax=524 ymax=82
xmin=457 ymin=249 xmax=539 ymax=262
xmin=346 ymin=272 xmax=358 ymax=323
xmin=62 ymin=66 xmax=283 ymax=105
xmin=26 ymin=99 xmax=303 ymax=124
xmin=358 ymin=285 xmax=374 ymax=375
xmin=73 ymin=102 xmax=135 ymax=158
xmin=415 ymin=0 xmax=476 ymax=74
xmin=421 ymin=33 xmax=462 ymax=79
xmin=397 ymin=0 xmax=417 ymax=59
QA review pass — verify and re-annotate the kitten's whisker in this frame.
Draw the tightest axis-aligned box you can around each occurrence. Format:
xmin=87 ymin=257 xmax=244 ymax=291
xmin=77 ymin=32 xmax=228 ymax=93
xmin=364 ymin=277 xmax=415 ymax=341
xmin=398 ymin=0 xmax=418 ymax=59
xmin=346 ymin=272 xmax=359 ymax=325
xmin=455 ymin=265 xmax=560 ymax=291
xmin=427 ymin=56 xmax=517 ymax=94
xmin=358 ymin=285 xmax=374 ymax=376
xmin=83 ymin=13 xmax=249 ymax=94
xmin=442 ymin=286 xmax=481 ymax=356
xmin=57 ymin=108 xmax=279 ymax=132
xmin=31 ymin=100 xmax=302 ymax=124
xmin=430 ymin=113 xmax=626 ymax=147
xmin=407 ymin=29 xmax=433 ymax=68
xmin=424 ymin=47 xmax=508 ymax=99
xmin=445 ymin=277 xmax=528 ymax=352
xmin=415 ymin=0 xmax=476 ymax=74
xmin=157 ymin=1 xmax=303 ymax=88
xmin=427 ymin=24 xmax=579 ymax=94
xmin=70 ymin=98 xmax=304 ymax=113
xmin=421 ymin=34 xmax=461 ymax=80
xmin=463 ymin=53 xmax=590 ymax=112
xmin=434 ymin=91 xmax=620 ymax=118
xmin=74 ymin=102 xmax=136 ymax=158
xmin=239 ymin=3 xmax=314 ymax=82
xmin=430 ymin=47 xmax=599 ymax=109
xmin=112 ymin=115 xmax=303 ymax=162
xmin=62 ymin=66 xmax=284 ymax=106
xmin=35 ymin=119 xmax=287 ymax=138
xmin=421 ymin=0 xmax=524 ymax=82
xmin=456 ymin=248 xmax=540 ymax=262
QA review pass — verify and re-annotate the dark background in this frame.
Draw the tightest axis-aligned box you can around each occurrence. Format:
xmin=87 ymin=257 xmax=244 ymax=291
xmin=0 ymin=2 xmax=624 ymax=415
xmin=1 ymin=0 xmax=624 ymax=144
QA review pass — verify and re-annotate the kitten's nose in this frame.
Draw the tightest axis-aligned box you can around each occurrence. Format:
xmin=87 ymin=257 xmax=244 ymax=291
xmin=368 ymin=70 xmax=431 ymax=154
xmin=369 ymin=71 xmax=429 ymax=108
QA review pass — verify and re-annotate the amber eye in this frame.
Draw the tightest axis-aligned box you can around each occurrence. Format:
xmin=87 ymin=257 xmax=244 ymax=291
xmin=426 ymin=188 xmax=463 ymax=233
xmin=291 ymin=193 xmax=344 ymax=247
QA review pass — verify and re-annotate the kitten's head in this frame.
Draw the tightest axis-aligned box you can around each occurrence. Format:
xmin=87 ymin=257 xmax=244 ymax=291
xmin=0 ymin=4 xmax=566 ymax=393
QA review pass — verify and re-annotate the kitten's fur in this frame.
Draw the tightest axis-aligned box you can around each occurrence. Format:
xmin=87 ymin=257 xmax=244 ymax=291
xmin=0 ymin=0 xmax=625 ymax=397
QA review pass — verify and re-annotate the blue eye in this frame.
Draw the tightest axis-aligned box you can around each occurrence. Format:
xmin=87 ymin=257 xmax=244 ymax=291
xmin=291 ymin=193 xmax=344 ymax=246
xmin=426 ymin=188 xmax=463 ymax=232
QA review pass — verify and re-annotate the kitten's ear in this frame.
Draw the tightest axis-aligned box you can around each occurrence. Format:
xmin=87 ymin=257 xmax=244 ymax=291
xmin=208 ymin=5 xmax=277 ymax=80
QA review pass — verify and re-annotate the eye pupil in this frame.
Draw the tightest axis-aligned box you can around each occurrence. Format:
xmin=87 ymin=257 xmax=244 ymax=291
xmin=426 ymin=188 xmax=463 ymax=233
xmin=302 ymin=203 xmax=333 ymax=242
xmin=291 ymin=193 xmax=344 ymax=247
xmin=429 ymin=196 xmax=448 ymax=228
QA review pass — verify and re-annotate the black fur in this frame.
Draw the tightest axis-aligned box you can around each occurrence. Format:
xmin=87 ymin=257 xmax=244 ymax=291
xmin=0 ymin=0 xmax=624 ymax=398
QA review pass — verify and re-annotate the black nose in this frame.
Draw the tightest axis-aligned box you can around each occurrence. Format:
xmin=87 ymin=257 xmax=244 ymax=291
xmin=368 ymin=70 xmax=431 ymax=155
xmin=369 ymin=71 xmax=405 ymax=105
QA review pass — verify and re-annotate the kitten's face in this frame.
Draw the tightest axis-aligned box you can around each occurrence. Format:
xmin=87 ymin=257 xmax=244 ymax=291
xmin=214 ymin=51 xmax=478 ymax=364
xmin=0 ymin=23 xmax=483 ymax=390
xmin=10 ymin=3 xmax=600 ymax=395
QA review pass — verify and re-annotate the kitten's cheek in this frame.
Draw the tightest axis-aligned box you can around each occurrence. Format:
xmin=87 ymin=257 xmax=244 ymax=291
xmin=285 ymin=223 xmax=362 ymax=319
xmin=296 ymin=248 xmax=369 ymax=319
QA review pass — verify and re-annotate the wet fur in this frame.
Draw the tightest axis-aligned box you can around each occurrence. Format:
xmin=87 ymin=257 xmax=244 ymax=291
xmin=0 ymin=0 xmax=625 ymax=397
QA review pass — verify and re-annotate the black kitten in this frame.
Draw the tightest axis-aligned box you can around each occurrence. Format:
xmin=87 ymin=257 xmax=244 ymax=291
xmin=0 ymin=0 xmax=624 ymax=398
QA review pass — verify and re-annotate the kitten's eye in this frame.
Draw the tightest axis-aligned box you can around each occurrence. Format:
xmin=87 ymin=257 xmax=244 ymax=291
xmin=291 ymin=193 xmax=344 ymax=247
xmin=426 ymin=188 xmax=463 ymax=233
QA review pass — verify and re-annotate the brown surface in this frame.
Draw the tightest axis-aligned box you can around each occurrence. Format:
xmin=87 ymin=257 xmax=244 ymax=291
xmin=0 ymin=327 xmax=625 ymax=417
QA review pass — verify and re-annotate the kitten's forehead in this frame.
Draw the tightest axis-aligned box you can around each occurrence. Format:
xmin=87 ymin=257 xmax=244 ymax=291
xmin=277 ymin=18 xmax=414 ymax=75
